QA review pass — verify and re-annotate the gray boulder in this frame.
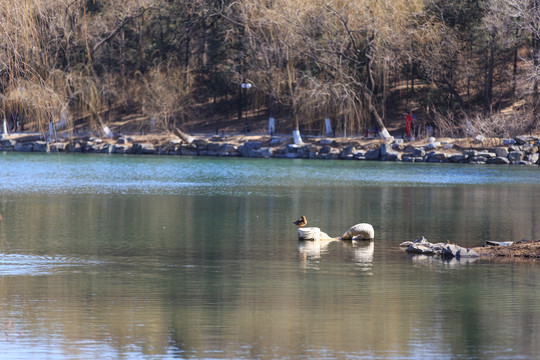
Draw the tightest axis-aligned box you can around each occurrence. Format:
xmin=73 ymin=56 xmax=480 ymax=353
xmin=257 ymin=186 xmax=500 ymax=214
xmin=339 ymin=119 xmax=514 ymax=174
xmin=33 ymin=141 xmax=49 ymax=152
xmin=217 ymin=143 xmax=237 ymax=156
xmin=238 ymin=141 xmax=262 ymax=157
xmin=508 ymin=151 xmax=524 ymax=163
xmin=254 ymin=147 xmax=273 ymax=158
xmin=527 ymin=153 xmax=539 ymax=164
xmin=441 ymin=244 xmax=479 ymax=259
xmin=131 ymin=143 xmax=155 ymax=154
xmin=427 ymin=151 xmax=447 ymax=162
xmin=486 ymin=157 xmax=510 ymax=165
xmin=476 ymin=151 xmax=496 ymax=159
xmin=492 ymin=147 xmax=509 ymax=158
xmin=503 ymin=138 xmax=516 ymax=145
xmin=448 ymin=154 xmax=467 ymax=163
xmin=425 ymin=141 xmax=441 ymax=150
xmin=402 ymin=237 xmax=446 ymax=255
xmin=515 ymin=135 xmax=539 ymax=145
xmin=0 ymin=139 xmax=16 ymax=150
xmin=68 ymin=142 xmax=83 ymax=152
xmin=412 ymin=148 xmax=425 ymax=158
xmin=365 ymin=148 xmax=380 ymax=160
xmin=380 ymin=144 xmax=401 ymax=161
xmin=463 ymin=150 xmax=477 ymax=158
xmin=50 ymin=142 xmax=69 ymax=152
xmin=522 ymin=144 xmax=535 ymax=154
xmin=113 ymin=144 xmax=131 ymax=154
xmin=14 ymin=142 xmax=33 ymax=152
xmin=340 ymin=146 xmax=356 ymax=159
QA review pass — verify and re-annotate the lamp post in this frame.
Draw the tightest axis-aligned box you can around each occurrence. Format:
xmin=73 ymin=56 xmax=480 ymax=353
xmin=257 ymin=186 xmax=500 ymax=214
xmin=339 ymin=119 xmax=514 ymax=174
xmin=241 ymin=82 xmax=251 ymax=134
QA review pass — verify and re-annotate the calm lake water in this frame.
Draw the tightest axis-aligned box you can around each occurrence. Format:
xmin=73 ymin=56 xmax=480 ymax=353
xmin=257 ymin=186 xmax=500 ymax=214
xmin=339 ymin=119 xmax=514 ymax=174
xmin=0 ymin=152 xmax=539 ymax=359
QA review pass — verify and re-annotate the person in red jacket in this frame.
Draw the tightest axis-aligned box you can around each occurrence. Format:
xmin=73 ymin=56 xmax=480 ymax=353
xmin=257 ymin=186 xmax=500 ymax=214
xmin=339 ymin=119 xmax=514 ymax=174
xmin=404 ymin=110 xmax=416 ymax=139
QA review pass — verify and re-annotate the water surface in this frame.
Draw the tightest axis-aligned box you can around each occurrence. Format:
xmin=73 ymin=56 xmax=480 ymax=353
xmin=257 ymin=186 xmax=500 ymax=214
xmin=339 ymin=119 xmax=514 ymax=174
xmin=0 ymin=153 xmax=539 ymax=359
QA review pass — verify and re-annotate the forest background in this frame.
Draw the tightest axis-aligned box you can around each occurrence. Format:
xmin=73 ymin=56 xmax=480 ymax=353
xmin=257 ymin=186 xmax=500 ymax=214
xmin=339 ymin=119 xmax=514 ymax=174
xmin=1 ymin=0 xmax=539 ymax=140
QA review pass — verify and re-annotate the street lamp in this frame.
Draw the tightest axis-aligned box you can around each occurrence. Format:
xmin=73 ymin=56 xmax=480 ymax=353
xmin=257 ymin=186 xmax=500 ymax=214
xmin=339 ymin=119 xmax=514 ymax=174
xmin=241 ymin=82 xmax=252 ymax=134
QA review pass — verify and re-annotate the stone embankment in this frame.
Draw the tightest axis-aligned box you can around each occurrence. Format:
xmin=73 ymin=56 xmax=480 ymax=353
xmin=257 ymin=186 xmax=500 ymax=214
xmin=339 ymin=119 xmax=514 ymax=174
xmin=1 ymin=132 xmax=539 ymax=165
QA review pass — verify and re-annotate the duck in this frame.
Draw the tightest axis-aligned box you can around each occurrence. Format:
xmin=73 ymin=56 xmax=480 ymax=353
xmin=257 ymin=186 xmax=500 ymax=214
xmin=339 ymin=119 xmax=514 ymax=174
xmin=293 ymin=216 xmax=307 ymax=227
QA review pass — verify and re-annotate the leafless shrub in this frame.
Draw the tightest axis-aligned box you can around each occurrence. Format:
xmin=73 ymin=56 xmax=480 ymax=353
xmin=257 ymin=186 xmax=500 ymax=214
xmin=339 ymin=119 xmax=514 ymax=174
xmin=431 ymin=111 xmax=463 ymax=139
xmin=136 ymin=63 xmax=194 ymax=131
xmin=466 ymin=112 xmax=534 ymax=139
xmin=433 ymin=109 xmax=534 ymax=144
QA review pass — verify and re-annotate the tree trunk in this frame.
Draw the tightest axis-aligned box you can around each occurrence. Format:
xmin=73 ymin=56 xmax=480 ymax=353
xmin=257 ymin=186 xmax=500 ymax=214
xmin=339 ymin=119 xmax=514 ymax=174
xmin=512 ymin=26 xmax=519 ymax=97
xmin=171 ymin=126 xmax=195 ymax=144
xmin=483 ymin=30 xmax=495 ymax=115
xmin=286 ymin=59 xmax=298 ymax=131
xmin=533 ymin=0 xmax=540 ymax=129
xmin=365 ymin=53 xmax=392 ymax=141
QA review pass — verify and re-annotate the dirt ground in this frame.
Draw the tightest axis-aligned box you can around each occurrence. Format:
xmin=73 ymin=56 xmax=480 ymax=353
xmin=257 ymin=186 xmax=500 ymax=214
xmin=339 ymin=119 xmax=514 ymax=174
xmin=473 ymin=241 xmax=540 ymax=261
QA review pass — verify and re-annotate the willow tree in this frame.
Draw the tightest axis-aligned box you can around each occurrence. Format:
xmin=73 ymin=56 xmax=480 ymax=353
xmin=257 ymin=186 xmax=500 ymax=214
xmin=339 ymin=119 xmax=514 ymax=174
xmin=227 ymin=0 xmax=307 ymax=140
xmin=231 ymin=0 xmax=426 ymax=140
xmin=500 ymin=0 xmax=540 ymax=129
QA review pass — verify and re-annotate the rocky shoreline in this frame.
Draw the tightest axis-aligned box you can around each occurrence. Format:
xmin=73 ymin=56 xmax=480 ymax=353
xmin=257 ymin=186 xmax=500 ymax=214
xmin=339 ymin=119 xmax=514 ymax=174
xmin=1 ymin=132 xmax=539 ymax=165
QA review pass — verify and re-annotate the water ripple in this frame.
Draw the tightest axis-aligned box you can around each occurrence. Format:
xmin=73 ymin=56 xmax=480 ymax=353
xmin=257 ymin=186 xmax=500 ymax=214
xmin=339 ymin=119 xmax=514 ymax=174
xmin=0 ymin=254 xmax=101 ymax=276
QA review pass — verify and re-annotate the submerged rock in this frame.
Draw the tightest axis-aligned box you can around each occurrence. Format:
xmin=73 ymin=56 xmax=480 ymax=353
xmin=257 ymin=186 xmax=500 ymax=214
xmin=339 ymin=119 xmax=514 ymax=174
xmin=401 ymin=236 xmax=445 ymax=255
xmin=441 ymin=244 xmax=479 ymax=258
xmin=401 ymin=236 xmax=479 ymax=259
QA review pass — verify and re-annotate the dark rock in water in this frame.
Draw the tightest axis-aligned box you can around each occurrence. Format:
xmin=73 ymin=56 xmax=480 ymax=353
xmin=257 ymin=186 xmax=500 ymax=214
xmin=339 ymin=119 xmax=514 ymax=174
xmin=468 ymin=157 xmax=486 ymax=164
xmin=402 ymin=237 xmax=447 ymax=255
xmin=380 ymin=144 xmax=401 ymax=161
xmin=238 ymin=141 xmax=262 ymax=157
xmin=88 ymin=142 xmax=111 ymax=153
xmin=412 ymin=148 xmax=425 ymax=158
xmin=527 ymin=153 xmax=539 ymax=164
xmin=365 ymin=148 xmax=380 ymax=160
xmin=401 ymin=236 xmax=478 ymax=258
xmin=463 ymin=150 xmax=477 ymax=158
xmin=131 ymin=143 xmax=155 ymax=154
xmin=441 ymin=244 xmax=479 ymax=258
xmin=406 ymin=243 xmax=436 ymax=254
xmin=253 ymin=147 xmax=273 ymax=158
xmin=340 ymin=145 xmax=356 ymax=158
xmin=449 ymin=154 xmax=467 ymax=163
xmin=508 ymin=151 xmax=524 ymax=162
xmin=477 ymin=151 xmax=496 ymax=159
xmin=69 ymin=142 xmax=83 ymax=152
xmin=487 ymin=157 xmax=510 ymax=165
xmin=14 ymin=142 xmax=33 ymax=152
xmin=33 ymin=141 xmax=49 ymax=152
xmin=427 ymin=151 xmax=447 ymax=162
xmin=0 ymin=139 xmax=16 ymax=150
xmin=50 ymin=142 xmax=69 ymax=152
xmin=113 ymin=144 xmax=130 ymax=154
xmin=193 ymin=138 xmax=209 ymax=147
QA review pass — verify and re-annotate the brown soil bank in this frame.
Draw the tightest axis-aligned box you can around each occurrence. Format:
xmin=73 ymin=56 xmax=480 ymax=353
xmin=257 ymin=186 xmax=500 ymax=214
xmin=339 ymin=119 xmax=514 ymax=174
xmin=473 ymin=241 xmax=540 ymax=260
